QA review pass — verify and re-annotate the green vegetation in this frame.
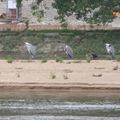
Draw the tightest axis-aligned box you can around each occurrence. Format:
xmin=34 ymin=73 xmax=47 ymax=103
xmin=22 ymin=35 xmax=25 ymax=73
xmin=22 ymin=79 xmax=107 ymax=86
xmin=55 ymin=56 xmax=63 ymax=63
xmin=53 ymin=0 xmax=120 ymax=24
xmin=16 ymin=0 xmax=22 ymax=7
xmin=31 ymin=0 xmax=47 ymax=22
xmin=0 ymin=30 xmax=120 ymax=60
xmin=86 ymin=53 xmax=91 ymax=63
xmin=5 ymin=55 xmax=14 ymax=63
xmin=41 ymin=58 xmax=48 ymax=63
xmin=61 ymin=21 xmax=68 ymax=29
xmin=36 ymin=0 xmax=43 ymax=5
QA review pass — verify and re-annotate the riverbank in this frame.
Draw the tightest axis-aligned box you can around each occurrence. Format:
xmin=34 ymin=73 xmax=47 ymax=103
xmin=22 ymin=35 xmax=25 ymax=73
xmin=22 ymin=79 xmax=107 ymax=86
xmin=0 ymin=30 xmax=120 ymax=60
xmin=0 ymin=60 xmax=120 ymax=97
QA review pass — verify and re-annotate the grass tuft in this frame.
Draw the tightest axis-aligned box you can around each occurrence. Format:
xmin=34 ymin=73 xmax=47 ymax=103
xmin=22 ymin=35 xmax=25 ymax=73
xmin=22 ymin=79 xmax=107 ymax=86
xmin=50 ymin=72 xmax=56 ymax=79
xmin=41 ymin=58 xmax=47 ymax=63
xmin=63 ymin=74 xmax=68 ymax=79
xmin=86 ymin=54 xmax=91 ymax=63
xmin=55 ymin=57 xmax=63 ymax=63
xmin=6 ymin=55 xmax=14 ymax=63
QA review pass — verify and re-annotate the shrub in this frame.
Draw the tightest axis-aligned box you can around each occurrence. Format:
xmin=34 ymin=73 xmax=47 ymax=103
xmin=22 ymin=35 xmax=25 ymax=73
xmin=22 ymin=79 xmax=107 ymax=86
xmin=61 ymin=22 xmax=68 ymax=28
xmin=86 ymin=54 xmax=91 ymax=63
xmin=56 ymin=57 xmax=63 ymax=63
xmin=31 ymin=4 xmax=38 ymax=10
xmin=6 ymin=55 xmax=14 ymax=63
xmin=72 ymin=60 xmax=81 ymax=63
xmin=41 ymin=58 xmax=47 ymax=63
xmin=116 ymin=56 xmax=120 ymax=61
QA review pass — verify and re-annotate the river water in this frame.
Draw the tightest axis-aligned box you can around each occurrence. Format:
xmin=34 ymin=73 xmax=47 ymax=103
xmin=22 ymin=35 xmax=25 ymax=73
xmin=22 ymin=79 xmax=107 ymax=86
xmin=0 ymin=116 xmax=120 ymax=120
xmin=0 ymin=95 xmax=120 ymax=120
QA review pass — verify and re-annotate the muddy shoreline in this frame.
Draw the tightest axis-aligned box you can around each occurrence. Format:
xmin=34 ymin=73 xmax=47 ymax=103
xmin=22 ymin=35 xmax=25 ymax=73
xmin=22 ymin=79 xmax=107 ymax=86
xmin=0 ymin=83 xmax=120 ymax=97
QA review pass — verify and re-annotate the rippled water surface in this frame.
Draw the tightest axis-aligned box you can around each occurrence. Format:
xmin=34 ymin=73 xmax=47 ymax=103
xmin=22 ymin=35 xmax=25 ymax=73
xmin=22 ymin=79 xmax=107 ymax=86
xmin=0 ymin=95 xmax=120 ymax=120
xmin=0 ymin=116 xmax=120 ymax=120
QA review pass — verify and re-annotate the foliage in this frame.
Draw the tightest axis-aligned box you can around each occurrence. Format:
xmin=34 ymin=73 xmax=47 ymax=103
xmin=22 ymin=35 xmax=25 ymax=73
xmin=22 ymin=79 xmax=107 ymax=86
xmin=31 ymin=4 xmax=38 ymax=10
xmin=61 ymin=21 xmax=68 ymax=29
xmin=41 ymin=58 xmax=47 ymax=63
xmin=55 ymin=56 xmax=63 ymax=63
xmin=86 ymin=54 xmax=91 ymax=63
xmin=1 ymin=36 xmax=20 ymax=51
xmin=16 ymin=0 xmax=22 ymax=7
xmin=31 ymin=0 xmax=46 ymax=22
xmin=52 ymin=0 xmax=120 ymax=24
xmin=32 ymin=10 xmax=45 ymax=22
xmin=0 ymin=30 xmax=120 ymax=59
xmin=36 ymin=0 xmax=43 ymax=5
xmin=116 ymin=56 xmax=120 ymax=61
xmin=6 ymin=55 xmax=14 ymax=63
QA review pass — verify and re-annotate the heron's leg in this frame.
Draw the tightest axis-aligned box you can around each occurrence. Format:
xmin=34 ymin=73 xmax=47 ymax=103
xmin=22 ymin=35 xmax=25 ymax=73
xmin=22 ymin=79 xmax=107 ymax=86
xmin=112 ymin=54 xmax=115 ymax=60
xmin=110 ymin=53 xmax=115 ymax=60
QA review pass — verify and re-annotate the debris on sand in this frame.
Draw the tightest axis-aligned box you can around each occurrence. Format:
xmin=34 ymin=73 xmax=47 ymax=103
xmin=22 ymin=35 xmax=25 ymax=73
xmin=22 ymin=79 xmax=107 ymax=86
xmin=63 ymin=74 xmax=68 ymax=79
xmin=63 ymin=69 xmax=73 ymax=73
xmin=17 ymin=73 xmax=20 ymax=78
xmin=50 ymin=72 xmax=56 ymax=79
xmin=72 ymin=60 xmax=81 ymax=63
xmin=94 ymin=67 xmax=105 ymax=70
xmin=92 ymin=74 xmax=102 ymax=77
xmin=113 ymin=65 xmax=119 ymax=71
xmin=15 ymin=67 xmax=23 ymax=70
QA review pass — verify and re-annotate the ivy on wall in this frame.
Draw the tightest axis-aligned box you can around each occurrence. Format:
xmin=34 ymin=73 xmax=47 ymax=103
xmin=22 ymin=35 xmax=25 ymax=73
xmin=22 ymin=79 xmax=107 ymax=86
xmin=37 ymin=0 xmax=43 ymax=4
xmin=31 ymin=0 xmax=46 ymax=22
xmin=16 ymin=0 xmax=46 ymax=22
xmin=16 ymin=0 xmax=23 ymax=7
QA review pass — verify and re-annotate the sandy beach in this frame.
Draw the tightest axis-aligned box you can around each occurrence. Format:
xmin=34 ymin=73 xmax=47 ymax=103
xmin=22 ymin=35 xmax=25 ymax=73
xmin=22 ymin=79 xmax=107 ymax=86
xmin=0 ymin=60 xmax=120 ymax=96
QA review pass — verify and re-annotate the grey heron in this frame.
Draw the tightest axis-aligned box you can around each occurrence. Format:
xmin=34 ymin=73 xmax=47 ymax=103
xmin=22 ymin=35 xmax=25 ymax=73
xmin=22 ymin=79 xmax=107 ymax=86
xmin=64 ymin=45 xmax=74 ymax=59
xmin=105 ymin=43 xmax=115 ymax=59
xmin=25 ymin=42 xmax=36 ymax=58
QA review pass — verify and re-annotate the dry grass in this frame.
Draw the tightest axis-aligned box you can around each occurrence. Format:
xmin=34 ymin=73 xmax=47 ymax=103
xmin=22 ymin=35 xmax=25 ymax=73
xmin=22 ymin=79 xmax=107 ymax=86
xmin=63 ymin=69 xmax=73 ymax=73
xmin=50 ymin=72 xmax=56 ymax=79
xmin=63 ymin=74 xmax=68 ymax=79
xmin=92 ymin=74 xmax=102 ymax=77
xmin=113 ymin=65 xmax=119 ymax=71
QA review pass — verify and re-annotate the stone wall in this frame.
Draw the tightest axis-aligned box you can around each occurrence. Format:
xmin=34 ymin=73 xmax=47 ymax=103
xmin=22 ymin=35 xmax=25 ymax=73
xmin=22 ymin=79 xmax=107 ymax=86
xmin=21 ymin=0 xmax=38 ymax=24
xmin=0 ymin=0 xmax=7 ymax=15
xmin=0 ymin=23 xmax=119 ymax=31
xmin=21 ymin=0 xmax=86 ymax=26
xmin=21 ymin=0 xmax=59 ymax=25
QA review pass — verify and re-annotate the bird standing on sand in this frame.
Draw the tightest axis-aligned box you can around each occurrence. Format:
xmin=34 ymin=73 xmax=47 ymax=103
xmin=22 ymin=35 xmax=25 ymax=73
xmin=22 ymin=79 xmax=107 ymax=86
xmin=25 ymin=42 xmax=36 ymax=58
xmin=105 ymin=43 xmax=115 ymax=59
xmin=64 ymin=45 xmax=74 ymax=59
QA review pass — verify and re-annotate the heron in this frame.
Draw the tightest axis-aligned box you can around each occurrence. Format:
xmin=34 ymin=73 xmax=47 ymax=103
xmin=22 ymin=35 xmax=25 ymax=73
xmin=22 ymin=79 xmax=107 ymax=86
xmin=25 ymin=42 xmax=36 ymax=58
xmin=105 ymin=43 xmax=116 ymax=59
xmin=64 ymin=45 xmax=74 ymax=59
